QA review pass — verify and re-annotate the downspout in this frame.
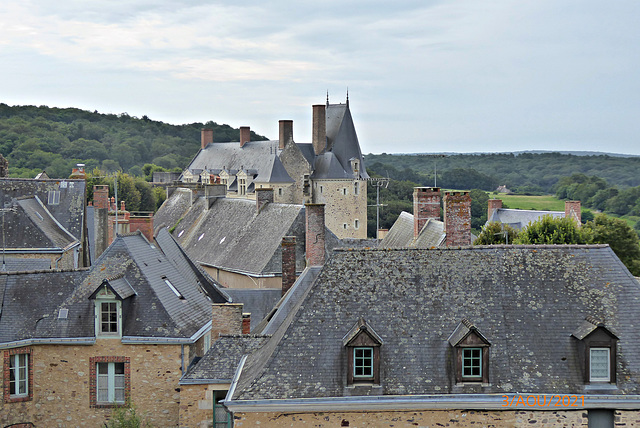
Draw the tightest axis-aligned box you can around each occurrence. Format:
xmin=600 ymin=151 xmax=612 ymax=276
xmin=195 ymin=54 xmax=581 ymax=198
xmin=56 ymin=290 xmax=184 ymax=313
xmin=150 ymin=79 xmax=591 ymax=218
xmin=54 ymin=253 xmax=64 ymax=269
xmin=181 ymin=344 xmax=185 ymax=375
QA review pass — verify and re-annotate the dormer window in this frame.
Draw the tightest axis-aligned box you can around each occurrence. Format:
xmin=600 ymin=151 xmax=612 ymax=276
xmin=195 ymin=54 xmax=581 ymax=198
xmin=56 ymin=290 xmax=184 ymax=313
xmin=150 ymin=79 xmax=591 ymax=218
xmin=89 ymin=277 xmax=136 ymax=339
xmin=343 ymin=318 xmax=383 ymax=386
xmin=572 ymin=316 xmax=618 ymax=384
xmin=448 ymin=319 xmax=490 ymax=384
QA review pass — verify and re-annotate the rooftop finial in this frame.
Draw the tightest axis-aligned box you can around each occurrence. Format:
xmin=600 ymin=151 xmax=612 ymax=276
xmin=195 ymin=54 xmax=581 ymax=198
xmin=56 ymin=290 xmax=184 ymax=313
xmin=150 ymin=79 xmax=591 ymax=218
xmin=346 ymin=88 xmax=349 ymax=107
xmin=326 ymin=90 xmax=329 ymax=107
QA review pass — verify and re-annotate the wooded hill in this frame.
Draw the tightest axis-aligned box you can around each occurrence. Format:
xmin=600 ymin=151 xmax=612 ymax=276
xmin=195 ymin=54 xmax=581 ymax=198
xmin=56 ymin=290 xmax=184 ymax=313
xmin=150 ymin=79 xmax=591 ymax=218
xmin=0 ymin=104 xmax=267 ymax=179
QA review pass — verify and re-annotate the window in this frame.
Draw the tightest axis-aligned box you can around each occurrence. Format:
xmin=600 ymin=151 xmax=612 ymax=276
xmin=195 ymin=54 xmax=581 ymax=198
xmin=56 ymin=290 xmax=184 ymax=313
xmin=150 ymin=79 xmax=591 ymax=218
xmin=48 ymin=190 xmax=60 ymax=205
xmin=101 ymin=302 xmax=118 ymax=334
xmin=354 ymin=182 xmax=359 ymax=195
xmin=462 ymin=348 xmax=482 ymax=378
xmin=342 ymin=188 xmax=347 ymax=195
xmin=354 ymin=219 xmax=360 ymax=230
xmin=3 ymin=348 xmax=33 ymax=403
xmin=90 ymin=357 xmax=130 ymax=408
xmin=278 ymin=188 xmax=283 ymax=196
xmin=590 ymin=348 xmax=610 ymax=382
xmin=448 ymin=319 xmax=490 ymax=384
xmin=343 ymin=318 xmax=383 ymax=386
xmin=353 ymin=347 xmax=374 ymax=378
xmin=163 ymin=276 xmax=184 ymax=299
xmin=213 ymin=390 xmax=232 ymax=427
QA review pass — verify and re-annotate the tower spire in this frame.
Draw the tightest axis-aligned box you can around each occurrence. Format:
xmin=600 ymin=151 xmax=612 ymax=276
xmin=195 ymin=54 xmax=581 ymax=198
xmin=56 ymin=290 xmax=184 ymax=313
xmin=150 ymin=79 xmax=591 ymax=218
xmin=326 ymin=90 xmax=329 ymax=107
xmin=346 ymin=88 xmax=349 ymax=107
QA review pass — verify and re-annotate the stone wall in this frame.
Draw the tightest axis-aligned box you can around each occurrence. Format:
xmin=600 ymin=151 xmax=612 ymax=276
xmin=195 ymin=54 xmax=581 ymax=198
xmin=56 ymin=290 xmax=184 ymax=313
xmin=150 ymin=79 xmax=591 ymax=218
xmin=179 ymin=383 xmax=230 ymax=428
xmin=1 ymin=341 xmax=185 ymax=427
xmin=202 ymin=266 xmax=282 ymax=289
xmin=312 ymin=179 xmax=367 ymax=239
xmin=232 ymin=409 xmax=622 ymax=427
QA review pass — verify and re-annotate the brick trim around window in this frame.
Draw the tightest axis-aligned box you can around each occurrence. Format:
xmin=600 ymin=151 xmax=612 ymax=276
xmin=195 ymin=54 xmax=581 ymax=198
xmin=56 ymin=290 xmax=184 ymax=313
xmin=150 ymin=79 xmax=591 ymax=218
xmin=3 ymin=347 xmax=33 ymax=403
xmin=89 ymin=356 xmax=131 ymax=408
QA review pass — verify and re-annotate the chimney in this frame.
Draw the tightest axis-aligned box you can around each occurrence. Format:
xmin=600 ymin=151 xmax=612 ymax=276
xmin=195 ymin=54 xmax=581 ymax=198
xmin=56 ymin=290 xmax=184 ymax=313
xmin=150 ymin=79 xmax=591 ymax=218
xmin=70 ymin=163 xmax=86 ymax=179
xmin=256 ymin=188 xmax=274 ymax=214
xmin=201 ymin=128 xmax=213 ymax=150
xmin=281 ymin=236 xmax=296 ymax=296
xmin=93 ymin=185 xmax=110 ymax=258
xmin=93 ymin=185 xmax=109 ymax=210
xmin=487 ymin=199 xmax=503 ymax=221
xmin=211 ymin=303 xmax=244 ymax=340
xmin=279 ymin=120 xmax=293 ymax=150
xmin=413 ymin=187 xmax=441 ymax=238
xmin=305 ymin=204 xmax=325 ymax=266
xmin=129 ymin=212 xmax=154 ymax=242
xmin=444 ymin=191 xmax=472 ymax=247
xmin=565 ymin=200 xmax=581 ymax=226
xmin=240 ymin=126 xmax=250 ymax=148
xmin=312 ymin=104 xmax=326 ymax=155
xmin=242 ymin=313 xmax=251 ymax=335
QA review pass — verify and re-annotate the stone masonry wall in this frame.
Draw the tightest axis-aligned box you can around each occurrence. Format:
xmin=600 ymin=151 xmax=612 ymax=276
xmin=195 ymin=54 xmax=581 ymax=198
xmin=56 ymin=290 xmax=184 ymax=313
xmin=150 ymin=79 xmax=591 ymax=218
xmin=179 ymin=383 xmax=230 ymax=428
xmin=312 ymin=179 xmax=367 ymax=239
xmin=1 ymin=341 xmax=184 ymax=427
xmin=444 ymin=191 xmax=472 ymax=247
xmin=233 ymin=409 xmax=625 ymax=427
xmin=413 ymin=187 xmax=440 ymax=238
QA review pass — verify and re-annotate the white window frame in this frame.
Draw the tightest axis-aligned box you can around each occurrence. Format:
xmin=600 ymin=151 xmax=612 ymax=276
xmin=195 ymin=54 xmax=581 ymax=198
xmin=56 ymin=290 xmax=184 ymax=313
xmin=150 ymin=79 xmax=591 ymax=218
xmin=9 ymin=353 xmax=29 ymax=397
xmin=48 ymin=190 xmax=60 ymax=205
xmin=96 ymin=362 xmax=125 ymax=404
xmin=94 ymin=288 xmax=122 ymax=338
xmin=462 ymin=347 xmax=482 ymax=378
xmin=590 ymin=347 xmax=611 ymax=382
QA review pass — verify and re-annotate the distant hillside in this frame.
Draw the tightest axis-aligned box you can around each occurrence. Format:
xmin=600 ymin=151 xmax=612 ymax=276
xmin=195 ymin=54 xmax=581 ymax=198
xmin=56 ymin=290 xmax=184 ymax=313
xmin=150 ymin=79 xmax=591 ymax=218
xmin=0 ymin=104 xmax=267 ymax=178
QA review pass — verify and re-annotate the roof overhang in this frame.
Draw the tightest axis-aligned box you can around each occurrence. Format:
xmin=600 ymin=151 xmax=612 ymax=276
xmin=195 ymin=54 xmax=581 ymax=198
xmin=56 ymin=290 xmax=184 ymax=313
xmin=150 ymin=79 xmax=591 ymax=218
xmin=0 ymin=337 xmax=96 ymax=349
xmin=225 ymin=393 xmax=640 ymax=413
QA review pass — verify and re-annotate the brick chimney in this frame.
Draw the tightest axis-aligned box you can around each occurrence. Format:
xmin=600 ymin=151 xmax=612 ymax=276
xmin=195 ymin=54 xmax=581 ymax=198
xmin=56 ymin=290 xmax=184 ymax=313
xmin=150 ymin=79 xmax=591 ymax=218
xmin=444 ymin=191 xmax=472 ymax=247
xmin=240 ymin=126 xmax=250 ymax=148
xmin=487 ymin=199 xmax=503 ymax=221
xmin=281 ymin=236 xmax=296 ymax=296
xmin=70 ymin=163 xmax=86 ymax=179
xmin=211 ymin=303 xmax=244 ymax=340
xmin=565 ymin=200 xmax=581 ymax=226
xmin=413 ymin=187 xmax=440 ymax=238
xmin=129 ymin=212 xmax=154 ymax=242
xmin=93 ymin=185 xmax=109 ymax=209
xmin=279 ymin=120 xmax=293 ymax=149
xmin=312 ymin=104 xmax=326 ymax=155
xmin=256 ymin=188 xmax=274 ymax=214
xmin=305 ymin=203 xmax=325 ymax=266
xmin=201 ymin=128 xmax=213 ymax=150
xmin=242 ymin=313 xmax=251 ymax=335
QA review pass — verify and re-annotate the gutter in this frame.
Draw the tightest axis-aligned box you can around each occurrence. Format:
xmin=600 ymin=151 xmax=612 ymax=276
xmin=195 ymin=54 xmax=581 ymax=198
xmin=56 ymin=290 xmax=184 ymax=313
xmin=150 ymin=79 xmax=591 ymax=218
xmin=224 ymin=393 xmax=640 ymax=413
xmin=179 ymin=378 xmax=232 ymax=386
xmin=121 ymin=322 xmax=211 ymax=345
xmin=0 ymin=337 xmax=95 ymax=349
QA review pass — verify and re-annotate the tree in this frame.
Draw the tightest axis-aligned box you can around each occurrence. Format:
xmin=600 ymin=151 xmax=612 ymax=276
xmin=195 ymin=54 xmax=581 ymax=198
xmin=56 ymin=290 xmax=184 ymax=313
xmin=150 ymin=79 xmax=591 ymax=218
xmin=469 ymin=189 xmax=489 ymax=232
xmin=583 ymin=214 xmax=640 ymax=276
xmin=515 ymin=215 xmax=586 ymax=245
xmin=474 ymin=222 xmax=518 ymax=245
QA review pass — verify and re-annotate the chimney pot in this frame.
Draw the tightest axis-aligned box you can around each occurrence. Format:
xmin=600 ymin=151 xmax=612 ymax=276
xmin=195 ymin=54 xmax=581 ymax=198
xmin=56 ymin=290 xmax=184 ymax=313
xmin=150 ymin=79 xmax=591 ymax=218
xmin=279 ymin=120 xmax=293 ymax=150
xmin=240 ymin=126 xmax=250 ymax=148
xmin=201 ymin=128 xmax=213 ymax=150
xmin=444 ymin=191 xmax=472 ymax=247
xmin=242 ymin=313 xmax=251 ymax=335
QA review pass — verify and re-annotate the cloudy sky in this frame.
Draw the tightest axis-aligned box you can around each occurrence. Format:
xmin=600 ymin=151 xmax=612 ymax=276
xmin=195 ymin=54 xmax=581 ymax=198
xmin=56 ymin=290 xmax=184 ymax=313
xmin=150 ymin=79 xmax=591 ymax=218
xmin=1 ymin=1 xmax=639 ymax=155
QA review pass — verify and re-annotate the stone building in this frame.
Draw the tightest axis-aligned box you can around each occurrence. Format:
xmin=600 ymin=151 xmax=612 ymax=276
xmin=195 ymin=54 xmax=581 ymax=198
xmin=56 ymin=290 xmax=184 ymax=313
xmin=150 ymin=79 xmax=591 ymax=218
xmin=179 ymin=95 xmax=369 ymax=239
xmin=223 ymin=245 xmax=640 ymax=427
xmin=487 ymin=199 xmax=582 ymax=229
xmin=0 ymin=230 xmax=230 ymax=427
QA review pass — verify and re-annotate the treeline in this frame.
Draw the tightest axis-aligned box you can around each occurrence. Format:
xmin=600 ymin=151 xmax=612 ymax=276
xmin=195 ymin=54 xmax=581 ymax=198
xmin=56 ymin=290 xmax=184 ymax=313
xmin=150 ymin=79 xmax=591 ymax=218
xmin=365 ymin=152 xmax=640 ymax=193
xmin=0 ymin=104 xmax=267 ymax=179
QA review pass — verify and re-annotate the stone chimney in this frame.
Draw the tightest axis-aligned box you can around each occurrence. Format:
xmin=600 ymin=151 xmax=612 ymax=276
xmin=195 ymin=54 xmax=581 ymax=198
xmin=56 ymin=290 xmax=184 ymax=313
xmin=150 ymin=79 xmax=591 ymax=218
xmin=305 ymin=203 xmax=325 ymax=266
xmin=565 ymin=200 xmax=581 ymax=226
xmin=242 ymin=313 xmax=251 ymax=335
xmin=240 ymin=126 xmax=250 ymax=148
xmin=487 ymin=199 xmax=503 ymax=221
xmin=444 ymin=191 xmax=472 ymax=247
xmin=211 ymin=303 xmax=244 ymax=340
xmin=201 ymin=128 xmax=213 ymax=150
xmin=413 ymin=187 xmax=441 ymax=238
xmin=256 ymin=188 xmax=274 ymax=214
xmin=279 ymin=120 xmax=293 ymax=150
xmin=312 ymin=104 xmax=326 ymax=155
xmin=93 ymin=185 xmax=110 ymax=258
xmin=281 ymin=236 xmax=296 ymax=296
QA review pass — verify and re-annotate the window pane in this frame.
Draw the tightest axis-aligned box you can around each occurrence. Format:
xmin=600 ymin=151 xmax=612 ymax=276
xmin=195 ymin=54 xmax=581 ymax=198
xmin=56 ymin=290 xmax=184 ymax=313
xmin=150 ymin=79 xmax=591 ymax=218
xmin=591 ymin=348 xmax=610 ymax=381
xmin=115 ymin=363 xmax=124 ymax=375
xmin=354 ymin=347 xmax=373 ymax=378
xmin=463 ymin=348 xmax=482 ymax=377
xmin=10 ymin=354 xmax=28 ymax=396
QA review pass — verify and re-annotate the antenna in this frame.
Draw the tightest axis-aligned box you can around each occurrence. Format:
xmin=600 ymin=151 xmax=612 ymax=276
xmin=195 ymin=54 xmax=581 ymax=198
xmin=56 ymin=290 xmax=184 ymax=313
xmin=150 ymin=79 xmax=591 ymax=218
xmin=367 ymin=177 xmax=390 ymax=241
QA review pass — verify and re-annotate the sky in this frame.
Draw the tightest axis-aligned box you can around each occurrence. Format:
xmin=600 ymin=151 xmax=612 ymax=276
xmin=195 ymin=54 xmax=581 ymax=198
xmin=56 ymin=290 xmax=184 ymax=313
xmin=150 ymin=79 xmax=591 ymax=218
xmin=1 ymin=1 xmax=639 ymax=155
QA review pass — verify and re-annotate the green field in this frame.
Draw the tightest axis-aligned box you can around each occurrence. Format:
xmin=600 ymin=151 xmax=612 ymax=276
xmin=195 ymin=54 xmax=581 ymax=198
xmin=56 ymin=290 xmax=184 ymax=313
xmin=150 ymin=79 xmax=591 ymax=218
xmin=491 ymin=194 xmax=565 ymax=211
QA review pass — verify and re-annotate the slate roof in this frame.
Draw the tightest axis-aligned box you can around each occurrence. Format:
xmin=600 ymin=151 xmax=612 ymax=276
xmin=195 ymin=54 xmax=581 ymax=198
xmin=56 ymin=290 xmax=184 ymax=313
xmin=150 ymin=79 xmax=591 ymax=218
xmin=0 ymin=231 xmax=226 ymax=346
xmin=232 ymin=245 xmax=640 ymax=400
xmin=488 ymin=208 xmax=564 ymax=230
xmin=379 ymin=211 xmax=445 ymax=249
xmin=0 ymin=258 xmax=52 ymax=272
xmin=224 ymin=289 xmax=283 ymax=332
xmin=181 ymin=335 xmax=270 ymax=384
xmin=0 ymin=178 xmax=86 ymax=241
xmin=322 ymin=103 xmax=369 ymax=180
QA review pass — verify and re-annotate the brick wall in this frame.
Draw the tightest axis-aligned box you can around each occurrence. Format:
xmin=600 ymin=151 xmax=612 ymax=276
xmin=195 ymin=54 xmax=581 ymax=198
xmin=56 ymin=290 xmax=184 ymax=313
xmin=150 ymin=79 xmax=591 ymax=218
xmin=444 ymin=191 xmax=472 ymax=247
xmin=413 ymin=187 xmax=440 ymax=238
xmin=0 ymin=341 xmax=185 ymax=427
xmin=305 ymin=204 xmax=325 ymax=266
xmin=281 ymin=236 xmax=297 ymax=296
xmin=565 ymin=200 xmax=582 ymax=225
xmin=128 ymin=214 xmax=154 ymax=242
xmin=487 ymin=199 xmax=503 ymax=220
xmin=201 ymin=128 xmax=213 ymax=150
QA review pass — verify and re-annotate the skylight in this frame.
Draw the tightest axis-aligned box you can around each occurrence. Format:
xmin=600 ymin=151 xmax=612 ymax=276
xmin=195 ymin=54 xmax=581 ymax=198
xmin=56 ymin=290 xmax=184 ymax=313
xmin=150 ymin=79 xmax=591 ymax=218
xmin=162 ymin=276 xmax=184 ymax=299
